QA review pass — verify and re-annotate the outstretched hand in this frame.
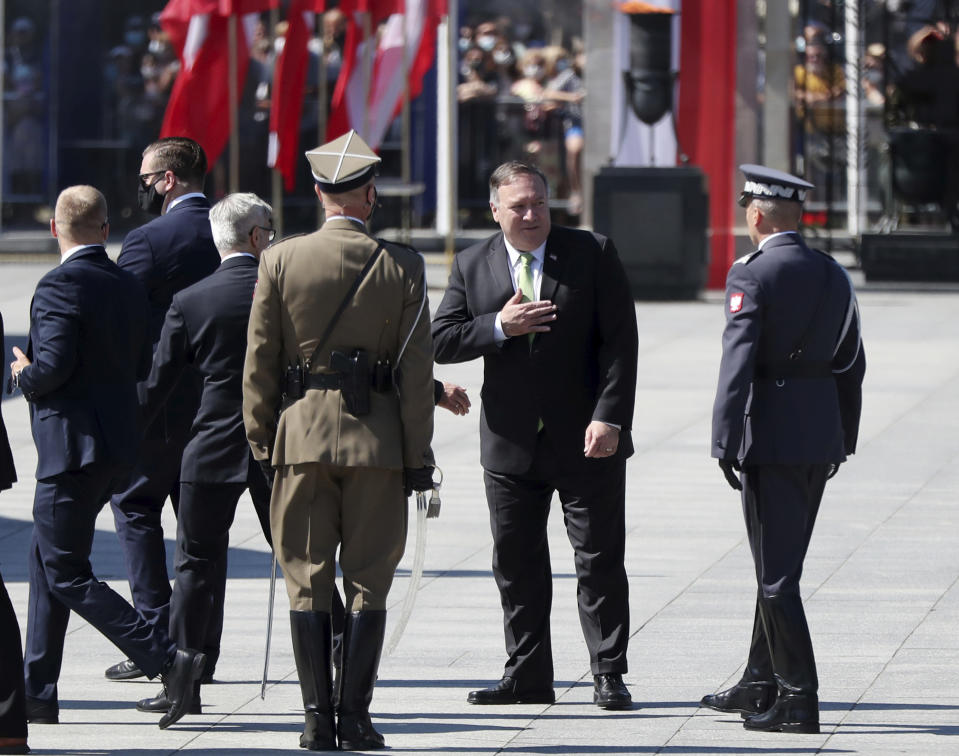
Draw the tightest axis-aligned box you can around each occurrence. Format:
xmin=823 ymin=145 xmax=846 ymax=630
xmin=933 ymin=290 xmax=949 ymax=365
xmin=437 ymin=382 xmax=470 ymax=415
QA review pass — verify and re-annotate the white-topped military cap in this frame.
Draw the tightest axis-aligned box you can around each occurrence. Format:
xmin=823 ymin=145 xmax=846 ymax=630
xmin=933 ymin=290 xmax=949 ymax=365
xmin=738 ymin=164 xmax=815 ymax=207
xmin=305 ymin=130 xmax=381 ymax=193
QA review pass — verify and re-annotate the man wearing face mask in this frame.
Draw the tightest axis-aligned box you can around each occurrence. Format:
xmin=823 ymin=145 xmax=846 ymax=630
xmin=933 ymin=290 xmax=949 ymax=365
xmin=104 ymin=136 xmax=220 ymax=684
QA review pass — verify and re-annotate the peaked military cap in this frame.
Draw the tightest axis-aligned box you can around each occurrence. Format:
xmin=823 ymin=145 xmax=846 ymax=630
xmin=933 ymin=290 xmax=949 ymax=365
xmin=306 ymin=130 xmax=381 ymax=193
xmin=738 ymin=164 xmax=815 ymax=207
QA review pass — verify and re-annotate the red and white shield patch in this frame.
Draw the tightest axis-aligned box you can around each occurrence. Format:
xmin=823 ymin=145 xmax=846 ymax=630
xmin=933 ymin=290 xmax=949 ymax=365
xmin=729 ymin=292 xmax=745 ymax=313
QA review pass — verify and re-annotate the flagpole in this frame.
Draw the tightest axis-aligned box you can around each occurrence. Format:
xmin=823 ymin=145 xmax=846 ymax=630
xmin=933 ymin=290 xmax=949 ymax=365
xmin=270 ymin=3 xmax=284 ymax=237
xmin=401 ymin=0 xmax=412 ymax=242
xmin=228 ymin=13 xmax=240 ymax=194
xmin=435 ymin=3 xmax=457 ymax=258
xmin=318 ymin=9 xmax=328 ymax=228
xmin=361 ymin=8 xmax=372 ymax=139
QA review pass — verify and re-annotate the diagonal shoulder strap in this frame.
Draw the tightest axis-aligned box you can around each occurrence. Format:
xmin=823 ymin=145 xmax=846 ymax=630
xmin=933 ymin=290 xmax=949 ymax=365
xmin=786 ymin=249 xmax=832 ymax=361
xmin=306 ymin=243 xmax=383 ymax=367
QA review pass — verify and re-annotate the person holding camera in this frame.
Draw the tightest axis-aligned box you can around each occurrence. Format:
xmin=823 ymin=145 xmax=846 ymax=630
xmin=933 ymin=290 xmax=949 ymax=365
xmin=242 ymin=130 xmax=436 ymax=752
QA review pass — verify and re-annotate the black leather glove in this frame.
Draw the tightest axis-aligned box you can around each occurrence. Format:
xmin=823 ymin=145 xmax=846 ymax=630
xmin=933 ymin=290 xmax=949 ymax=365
xmin=827 ymin=463 xmax=841 ymax=480
xmin=403 ymin=466 xmax=435 ymax=497
xmin=718 ymin=459 xmax=742 ymax=491
xmin=258 ymin=458 xmax=276 ymax=488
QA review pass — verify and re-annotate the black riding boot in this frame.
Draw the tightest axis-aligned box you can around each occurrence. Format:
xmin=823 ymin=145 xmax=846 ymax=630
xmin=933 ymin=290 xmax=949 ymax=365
xmin=290 ymin=611 xmax=337 ymax=751
xmin=337 ymin=610 xmax=387 ymax=751
xmin=744 ymin=594 xmax=819 ymax=733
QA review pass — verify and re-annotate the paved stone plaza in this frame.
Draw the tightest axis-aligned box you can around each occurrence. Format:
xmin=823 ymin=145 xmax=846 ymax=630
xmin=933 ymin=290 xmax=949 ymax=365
xmin=1 ymin=258 xmax=958 ymax=755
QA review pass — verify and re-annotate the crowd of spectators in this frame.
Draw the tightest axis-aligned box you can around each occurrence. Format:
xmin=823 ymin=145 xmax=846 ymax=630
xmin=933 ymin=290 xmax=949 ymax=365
xmin=99 ymin=10 xmax=348 ymax=223
xmin=3 ymin=16 xmax=47 ymax=223
xmin=456 ymin=16 xmax=586 ymax=221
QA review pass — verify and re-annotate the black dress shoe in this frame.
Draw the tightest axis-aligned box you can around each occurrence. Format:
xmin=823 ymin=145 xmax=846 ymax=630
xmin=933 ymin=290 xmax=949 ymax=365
xmin=593 ymin=674 xmax=633 ymax=710
xmin=25 ymin=697 xmax=58 ymax=725
xmin=158 ymin=648 xmax=206 ymax=729
xmin=467 ymin=677 xmax=555 ymax=705
xmin=136 ymin=686 xmax=202 ymax=714
xmin=743 ymin=693 xmax=819 ymax=734
xmin=104 ymin=658 xmax=145 ymax=681
xmin=701 ymin=681 xmax=776 ymax=717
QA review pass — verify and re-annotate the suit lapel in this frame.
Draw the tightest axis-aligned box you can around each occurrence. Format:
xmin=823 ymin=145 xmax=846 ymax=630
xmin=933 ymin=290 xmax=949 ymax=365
xmin=540 ymin=230 xmax=566 ymax=303
xmin=485 ymin=234 xmax=515 ymax=302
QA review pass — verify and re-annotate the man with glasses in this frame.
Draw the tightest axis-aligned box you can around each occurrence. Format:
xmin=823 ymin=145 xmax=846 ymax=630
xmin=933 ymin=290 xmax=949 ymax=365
xmin=132 ymin=193 xmax=276 ymax=716
xmin=105 ymin=136 xmax=220 ymax=683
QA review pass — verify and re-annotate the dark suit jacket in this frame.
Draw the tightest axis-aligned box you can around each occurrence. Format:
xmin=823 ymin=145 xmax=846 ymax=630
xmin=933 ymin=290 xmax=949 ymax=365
xmin=142 ymin=254 xmax=259 ymax=484
xmin=18 ymin=246 xmax=151 ymax=480
xmin=432 ymin=225 xmax=638 ymax=474
xmin=118 ymin=195 xmax=220 ymax=445
xmin=711 ymin=232 xmax=866 ymax=465
xmin=0 ymin=313 xmax=15 ymax=491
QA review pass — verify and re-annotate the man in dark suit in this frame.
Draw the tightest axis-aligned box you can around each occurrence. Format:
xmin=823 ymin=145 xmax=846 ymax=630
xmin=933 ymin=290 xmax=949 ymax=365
xmin=133 ymin=192 xmax=275 ymax=715
xmin=432 ymin=161 xmax=638 ymax=710
xmin=10 ymin=185 xmax=205 ymax=730
xmin=701 ymin=165 xmax=865 ymax=734
xmin=106 ymin=136 xmax=220 ymax=682
xmin=0 ymin=312 xmax=28 ymax=755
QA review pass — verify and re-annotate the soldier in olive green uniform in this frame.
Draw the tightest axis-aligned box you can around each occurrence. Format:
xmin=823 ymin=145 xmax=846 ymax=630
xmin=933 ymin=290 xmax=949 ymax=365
xmin=242 ymin=130 xmax=435 ymax=752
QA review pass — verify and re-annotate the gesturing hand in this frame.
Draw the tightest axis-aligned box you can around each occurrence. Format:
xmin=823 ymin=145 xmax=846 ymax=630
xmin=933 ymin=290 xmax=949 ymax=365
xmin=500 ymin=290 xmax=557 ymax=338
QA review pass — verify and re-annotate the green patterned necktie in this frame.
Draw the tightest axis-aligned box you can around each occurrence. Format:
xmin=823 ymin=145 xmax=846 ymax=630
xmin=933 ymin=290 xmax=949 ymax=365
xmin=518 ymin=252 xmax=543 ymax=431
xmin=517 ymin=252 xmax=535 ymax=303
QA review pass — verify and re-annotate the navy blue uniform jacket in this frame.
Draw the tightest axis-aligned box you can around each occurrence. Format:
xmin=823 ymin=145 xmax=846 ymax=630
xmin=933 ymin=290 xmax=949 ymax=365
xmin=711 ymin=232 xmax=866 ymax=465
xmin=141 ymin=254 xmax=259 ymax=484
xmin=117 ymin=196 xmax=219 ymax=444
xmin=431 ymin=226 xmax=638 ymax=474
xmin=18 ymin=246 xmax=151 ymax=479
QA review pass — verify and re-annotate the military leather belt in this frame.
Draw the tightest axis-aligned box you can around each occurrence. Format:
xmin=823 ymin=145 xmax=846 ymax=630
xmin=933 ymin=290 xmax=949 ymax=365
xmin=304 ymin=370 xmax=393 ymax=392
xmin=306 ymin=372 xmax=348 ymax=390
xmin=755 ymin=361 xmax=832 ymax=380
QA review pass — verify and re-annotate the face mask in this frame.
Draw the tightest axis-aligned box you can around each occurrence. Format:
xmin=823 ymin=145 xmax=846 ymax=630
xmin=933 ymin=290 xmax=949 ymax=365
xmin=458 ymin=36 xmax=471 ymax=53
xmin=523 ymin=65 xmax=542 ymax=79
xmin=493 ymin=50 xmax=514 ymax=66
xmin=476 ymin=35 xmax=496 ymax=51
xmin=138 ymin=181 xmax=165 ymax=215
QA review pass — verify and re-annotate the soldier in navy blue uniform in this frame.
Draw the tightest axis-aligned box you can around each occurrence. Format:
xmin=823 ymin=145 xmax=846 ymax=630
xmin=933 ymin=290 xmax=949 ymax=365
xmin=701 ymin=166 xmax=865 ymax=734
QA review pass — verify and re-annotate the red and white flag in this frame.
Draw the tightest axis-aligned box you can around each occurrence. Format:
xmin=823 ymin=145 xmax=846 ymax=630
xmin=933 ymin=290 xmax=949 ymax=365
xmin=268 ymin=0 xmax=326 ymax=191
xmin=328 ymin=0 xmax=446 ymax=150
xmin=159 ymin=0 xmax=276 ymax=166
